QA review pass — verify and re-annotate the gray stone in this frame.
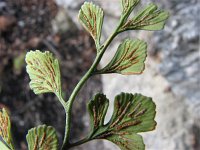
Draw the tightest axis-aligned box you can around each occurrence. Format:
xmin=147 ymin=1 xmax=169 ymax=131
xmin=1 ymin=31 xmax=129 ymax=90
xmin=154 ymin=1 xmax=200 ymax=106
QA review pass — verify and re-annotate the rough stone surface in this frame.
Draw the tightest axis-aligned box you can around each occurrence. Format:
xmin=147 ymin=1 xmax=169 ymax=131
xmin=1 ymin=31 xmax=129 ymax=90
xmin=153 ymin=0 xmax=200 ymax=110
xmin=55 ymin=0 xmax=200 ymax=149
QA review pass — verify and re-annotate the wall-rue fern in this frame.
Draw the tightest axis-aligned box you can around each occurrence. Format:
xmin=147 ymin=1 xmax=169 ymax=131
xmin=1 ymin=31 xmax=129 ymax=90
xmin=0 ymin=0 xmax=169 ymax=150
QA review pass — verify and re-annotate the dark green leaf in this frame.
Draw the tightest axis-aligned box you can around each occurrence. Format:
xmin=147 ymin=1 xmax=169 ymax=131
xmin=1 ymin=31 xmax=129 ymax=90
xmin=120 ymin=3 xmax=169 ymax=31
xmin=88 ymin=93 xmax=156 ymax=150
xmin=25 ymin=50 xmax=62 ymax=95
xmin=79 ymin=2 xmax=104 ymax=47
xmin=0 ymin=108 xmax=14 ymax=150
xmin=88 ymin=94 xmax=109 ymax=132
xmin=98 ymin=39 xmax=147 ymax=75
xmin=108 ymin=93 xmax=156 ymax=133
xmin=26 ymin=125 xmax=58 ymax=150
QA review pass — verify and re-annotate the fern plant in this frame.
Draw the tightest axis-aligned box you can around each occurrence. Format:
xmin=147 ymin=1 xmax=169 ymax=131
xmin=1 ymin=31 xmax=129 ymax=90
xmin=0 ymin=0 xmax=169 ymax=150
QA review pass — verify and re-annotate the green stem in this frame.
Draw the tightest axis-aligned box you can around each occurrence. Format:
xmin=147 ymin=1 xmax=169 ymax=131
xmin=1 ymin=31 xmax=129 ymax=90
xmin=56 ymin=93 xmax=67 ymax=109
xmin=68 ymin=137 xmax=91 ymax=148
xmin=61 ymin=21 xmax=123 ymax=150
xmin=62 ymin=55 xmax=99 ymax=149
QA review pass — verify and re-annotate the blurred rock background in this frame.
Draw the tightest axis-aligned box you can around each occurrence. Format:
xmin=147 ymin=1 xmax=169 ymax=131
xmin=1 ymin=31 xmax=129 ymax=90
xmin=0 ymin=0 xmax=199 ymax=150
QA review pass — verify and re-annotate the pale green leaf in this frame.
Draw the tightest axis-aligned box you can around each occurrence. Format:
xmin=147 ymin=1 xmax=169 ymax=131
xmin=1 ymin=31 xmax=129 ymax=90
xmin=121 ymin=3 xmax=169 ymax=31
xmin=98 ymin=39 xmax=147 ymax=75
xmin=79 ymin=2 xmax=104 ymax=47
xmin=121 ymin=0 xmax=140 ymax=23
xmin=25 ymin=50 xmax=61 ymax=95
xmin=0 ymin=139 xmax=10 ymax=150
xmin=26 ymin=125 xmax=58 ymax=150
xmin=0 ymin=108 xmax=14 ymax=150
xmin=107 ymin=134 xmax=144 ymax=150
xmin=88 ymin=93 xmax=156 ymax=150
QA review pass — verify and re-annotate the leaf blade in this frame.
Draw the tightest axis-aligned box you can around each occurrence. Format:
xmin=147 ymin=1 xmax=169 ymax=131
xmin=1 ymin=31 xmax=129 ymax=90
xmin=26 ymin=125 xmax=58 ymax=150
xmin=0 ymin=139 xmax=10 ymax=150
xmin=87 ymin=93 xmax=156 ymax=150
xmin=0 ymin=108 xmax=14 ymax=150
xmin=25 ymin=50 xmax=62 ymax=95
xmin=107 ymin=134 xmax=145 ymax=150
xmin=121 ymin=0 xmax=140 ymax=23
xmin=108 ymin=93 xmax=156 ymax=133
xmin=79 ymin=2 xmax=104 ymax=47
xmin=88 ymin=94 xmax=109 ymax=132
xmin=99 ymin=39 xmax=147 ymax=75
xmin=121 ymin=3 xmax=169 ymax=31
